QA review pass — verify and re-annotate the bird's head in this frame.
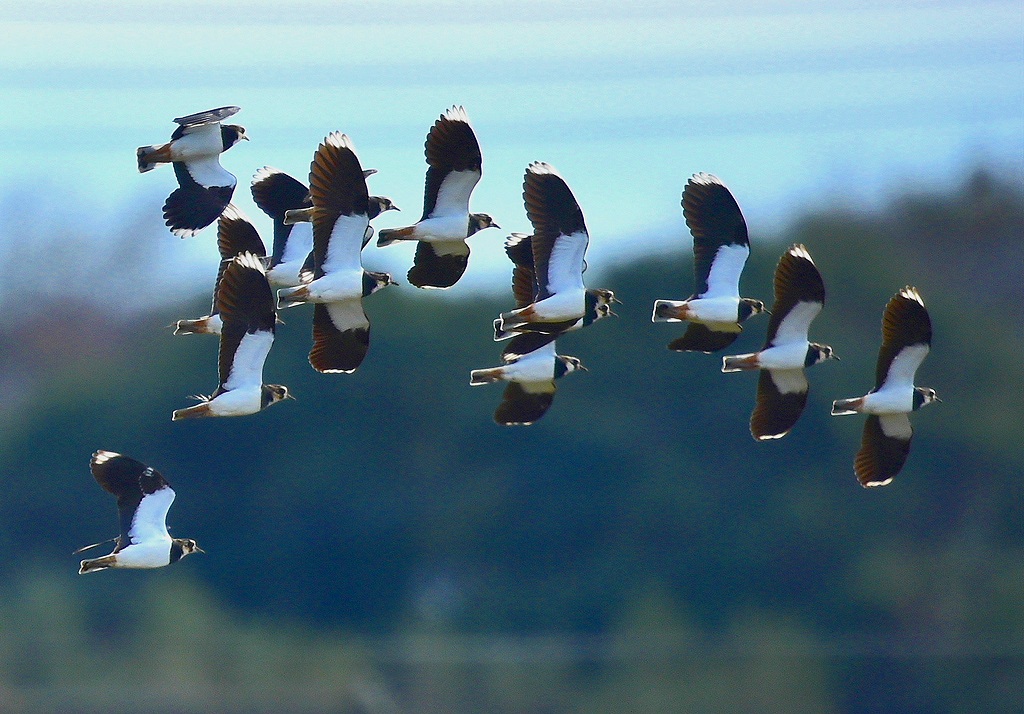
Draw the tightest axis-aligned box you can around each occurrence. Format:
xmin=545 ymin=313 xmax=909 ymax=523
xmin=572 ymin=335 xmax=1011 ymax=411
xmin=172 ymin=538 xmax=204 ymax=562
xmin=262 ymin=384 xmax=293 ymax=409
xmin=913 ymin=387 xmax=941 ymax=410
xmin=585 ymin=288 xmax=619 ymax=323
xmin=555 ymin=355 xmax=587 ymax=378
xmin=468 ymin=213 xmax=499 ymax=236
xmin=222 ymin=124 xmax=249 ymax=149
xmin=371 ymin=196 xmax=400 ymax=214
xmin=807 ymin=343 xmax=839 ymax=367
xmin=738 ymin=298 xmax=767 ymax=321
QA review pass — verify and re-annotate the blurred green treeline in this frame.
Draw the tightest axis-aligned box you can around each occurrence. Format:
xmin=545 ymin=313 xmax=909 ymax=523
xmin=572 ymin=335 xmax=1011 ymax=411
xmin=0 ymin=169 xmax=1021 ymax=713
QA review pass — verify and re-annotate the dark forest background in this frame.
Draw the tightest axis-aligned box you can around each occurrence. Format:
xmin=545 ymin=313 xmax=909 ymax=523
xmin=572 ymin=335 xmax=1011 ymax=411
xmin=0 ymin=169 xmax=1021 ymax=713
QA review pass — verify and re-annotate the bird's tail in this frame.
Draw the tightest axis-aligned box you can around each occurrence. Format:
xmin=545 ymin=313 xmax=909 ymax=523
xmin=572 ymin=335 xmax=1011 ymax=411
xmin=493 ymin=318 xmax=517 ymax=341
xmin=376 ymin=226 xmax=416 ymax=248
xmin=172 ymin=402 xmax=213 ymax=421
xmin=652 ymin=300 xmax=687 ymax=323
xmin=137 ymin=143 xmax=172 ymax=173
xmin=470 ymin=367 xmax=504 ymax=385
xmin=173 ymin=315 xmax=221 ymax=336
xmin=79 ymin=555 xmax=117 ymax=574
xmin=831 ymin=398 xmax=863 ymax=416
xmin=277 ymin=285 xmax=311 ymax=309
xmin=283 ymin=207 xmax=313 ymax=225
xmin=722 ymin=353 xmax=760 ymax=373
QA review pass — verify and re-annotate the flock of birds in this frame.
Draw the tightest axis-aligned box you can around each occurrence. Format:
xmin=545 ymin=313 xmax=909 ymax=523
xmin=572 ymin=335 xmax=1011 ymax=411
xmin=75 ymin=105 xmax=941 ymax=574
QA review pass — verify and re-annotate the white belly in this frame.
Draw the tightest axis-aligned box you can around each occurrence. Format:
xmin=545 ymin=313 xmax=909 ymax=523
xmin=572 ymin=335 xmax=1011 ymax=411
xmin=860 ymin=387 xmax=914 ymax=415
xmin=687 ymin=295 xmax=740 ymax=324
xmin=208 ymin=386 xmax=263 ymax=416
xmin=115 ymin=539 xmax=172 ymax=568
xmin=756 ymin=342 xmax=808 ymax=371
xmin=304 ymin=269 xmax=363 ymax=303
xmin=415 ymin=213 xmax=468 ymax=242
xmin=528 ymin=289 xmax=586 ymax=322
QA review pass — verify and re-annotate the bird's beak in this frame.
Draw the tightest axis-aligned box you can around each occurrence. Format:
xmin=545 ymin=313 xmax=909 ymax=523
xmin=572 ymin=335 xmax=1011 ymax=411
xmin=286 ymin=392 xmax=297 ymax=400
xmin=612 ymin=296 xmax=623 ymax=305
xmin=195 ymin=546 xmax=206 ymax=554
xmin=579 ymin=365 xmax=589 ymax=372
xmin=608 ymin=309 xmax=618 ymax=318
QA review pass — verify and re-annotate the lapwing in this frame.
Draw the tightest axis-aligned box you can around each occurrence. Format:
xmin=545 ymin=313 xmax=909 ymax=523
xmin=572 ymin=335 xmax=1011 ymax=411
xmin=493 ymin=232 xmax=616 ymax=353
xmin=832 ymin=286 xmax=940 ymax=487
xmin=495 ymin=163 xmax=617 ymax=338
xmin=272 ymin=168 xmax=398 ymax=252
xmin=137 ymin=106 xmax=247 ymax=238
xmin=251 ymin=167 xmax=316 ymax=288
xmin=78 ymin=450 xmax=202 ymax=574
xmin=470 ymin=332 xmax=586 ymax=426
xmin=652 ymin=173 xmax=766 ymax=352
xmin=173 ymin=205 xmax=267 ymax=335
xmin=172 ymin=252 xmax=291 ymax=419
xmin=277 ymin=133 xmax=394 ymax=373
xmin=722 ymin=244 xmax=837 ymax=440
xmin=376 ymin=106 xmax=498 ymax=289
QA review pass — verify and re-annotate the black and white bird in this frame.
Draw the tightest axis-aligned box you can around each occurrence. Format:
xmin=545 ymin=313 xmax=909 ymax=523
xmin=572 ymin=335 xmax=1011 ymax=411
xmin=137 ymin=106 xmax=248 ymax=238
xmin=250 ymin=167 xmax=316 ymax=288
xmin=495 ymin=163 xmax=616 ymax=338
xmin=493 ymin=232 xmax=616 ymax=354
xmin=722 ymin=244 xmax=838 ymax=440
xmin=470 ymin=332 xmax=586 ymax=426
xmin=173 ymin=252 xmax=291 ymax=419
xmin=173 ymin=205 xmax=267 ymax=335
xmin=277 ymin=133 xmax=394 ymax=373
xmin=376 ymin=106 xmax=498 ymax=289
xmin=832 ymin=287 xmax=940 ymax=487
xmin=652 ymin=173 xmax=766 ymax=352
xmin=267 ymin=167 xmax=399 ymax=259
xmin=78 ymin=450 xmax=202 ymax=574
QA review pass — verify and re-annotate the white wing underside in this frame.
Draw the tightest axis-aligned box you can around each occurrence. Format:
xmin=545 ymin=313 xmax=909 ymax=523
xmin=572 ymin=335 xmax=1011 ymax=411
xmin=505 ymin=341 xmax=558 ymax=383
xmin=882 ymin=344 xmax=930 ymax=389
xmin=173 ymin=123 xmax=223 ymax=158
xmin=281 ymin=222 xmax=313 ymax=264
xmin=701 ymin=243 xmax=749 ymax=299
xmin=223 ymin=330 xmax=274 ymax=390
xmin=431 ymin=170 xmax=480 ymax=217
xmin=545 ymin=231 xmax=588 ymax=295
xmin=326 ymin=299 xmax=369 ymax=332
xmin=771 ymin=301 xmax=822 ymax=346
xmin=767 ymin=367 xmax=808 ymax=395
xmin=129 ymin=486 xmax=175 ymax=544
xmin=878 ymin=413 xmax=913 ymax=439
xmin=186 ymin=155 xmax=235 ymax=189
xmin=321 ymin=214 xmax=369 ymax=275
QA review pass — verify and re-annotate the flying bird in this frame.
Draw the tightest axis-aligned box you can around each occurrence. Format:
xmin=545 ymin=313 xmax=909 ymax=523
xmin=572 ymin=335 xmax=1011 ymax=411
xmin=832 ymin=286 xmax=940 ymax=487
xmin=277 ymin=133 xmax=394 ymax=373
xmin=173 ymin=205 xmax=267 ymax=335
xmin=250 ymin=167 xmax=316 ymax=288
xmin=495 ymin=163 xmax=616 ymax=339
xmin=722 ymin=244 xmax=838 ymax=440
xmin=137 ymin=106 xmax=248 ymax=238
xmin=652 ymin=173 xmax=766 ymax=352
xmin=77 ymin=450 xmax=202 ymax=574
xmin=376 ymin=106 xmax=498 ymax=289
xmin=470 ymin=332 xmax=586 ymax=426
xmin=173 ymin=252 xmax=291 ymax=419
xmin=271 ymin=169 xmax=399 ymax=250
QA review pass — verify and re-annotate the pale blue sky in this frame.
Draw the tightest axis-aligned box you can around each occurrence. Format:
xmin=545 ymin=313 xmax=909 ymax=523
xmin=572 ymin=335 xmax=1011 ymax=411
xmin=1 ymin=0 xmax=1021 ymax=299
